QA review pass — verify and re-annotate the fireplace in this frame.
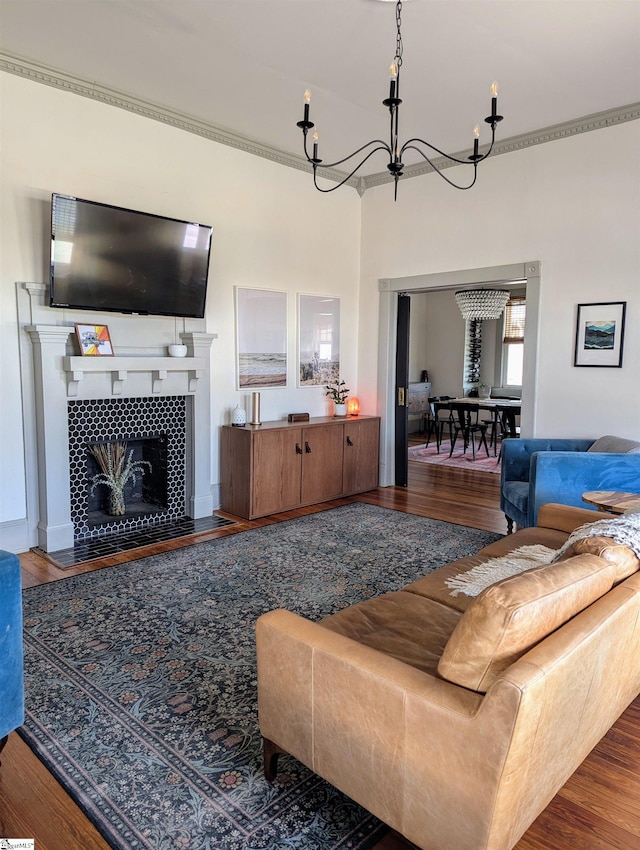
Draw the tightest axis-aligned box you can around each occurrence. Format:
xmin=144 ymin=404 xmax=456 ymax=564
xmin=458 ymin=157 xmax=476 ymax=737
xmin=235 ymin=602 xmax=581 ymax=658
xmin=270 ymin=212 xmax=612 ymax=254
xmin=69 ymin=396 xmax=186 ymax=541
xmin=23 ymin=318 xmax=216 ymax=553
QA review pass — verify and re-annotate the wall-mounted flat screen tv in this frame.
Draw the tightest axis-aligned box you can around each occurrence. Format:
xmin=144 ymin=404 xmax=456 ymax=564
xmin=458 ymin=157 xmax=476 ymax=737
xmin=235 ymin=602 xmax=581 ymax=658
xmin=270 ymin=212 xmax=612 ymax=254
xmin=50 ymin=193 xmax=213 ymax=318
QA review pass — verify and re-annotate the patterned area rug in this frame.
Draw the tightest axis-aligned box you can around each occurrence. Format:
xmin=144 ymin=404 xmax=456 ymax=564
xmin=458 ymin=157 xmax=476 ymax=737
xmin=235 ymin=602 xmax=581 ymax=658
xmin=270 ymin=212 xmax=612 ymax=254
xmin=20 ymin=503 xmax=501 ymax=850
xmin=409 ymin=443 xmax=501 ymax=474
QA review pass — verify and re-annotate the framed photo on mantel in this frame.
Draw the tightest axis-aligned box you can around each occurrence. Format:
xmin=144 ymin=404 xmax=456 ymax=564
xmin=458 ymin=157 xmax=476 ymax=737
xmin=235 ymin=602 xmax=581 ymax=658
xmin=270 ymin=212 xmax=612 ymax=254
xmin=574 ymin=302 xmax=626 ymax=368
xmin=75 ymin=323 xmax=114 ymax=356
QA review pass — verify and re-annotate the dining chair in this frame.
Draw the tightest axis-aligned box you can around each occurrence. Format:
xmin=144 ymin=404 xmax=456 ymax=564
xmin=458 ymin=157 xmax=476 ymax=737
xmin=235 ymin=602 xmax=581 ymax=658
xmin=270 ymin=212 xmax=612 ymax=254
xmin=495 ymin=404 xmax=521 ymax=461
xmin=425 ymin=397 xmax=454 ymax=453
xmin=449 ymin=403 xmax=490 ymax=461
xmin=481 ymin=407 xmax=501 ymax=456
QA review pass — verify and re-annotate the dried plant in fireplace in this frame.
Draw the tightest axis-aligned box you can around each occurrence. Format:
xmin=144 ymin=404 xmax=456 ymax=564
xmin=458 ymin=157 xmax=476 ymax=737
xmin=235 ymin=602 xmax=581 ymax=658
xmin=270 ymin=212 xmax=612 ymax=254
xmin=89 ymin=441 xmax=152 ymax=516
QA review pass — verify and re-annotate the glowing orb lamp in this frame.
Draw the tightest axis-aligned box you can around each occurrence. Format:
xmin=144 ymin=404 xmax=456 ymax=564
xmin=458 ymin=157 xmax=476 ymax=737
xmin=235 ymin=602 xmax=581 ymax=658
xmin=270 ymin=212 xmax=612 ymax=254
xmin=347 ymin=397 xmax=361 ymax=416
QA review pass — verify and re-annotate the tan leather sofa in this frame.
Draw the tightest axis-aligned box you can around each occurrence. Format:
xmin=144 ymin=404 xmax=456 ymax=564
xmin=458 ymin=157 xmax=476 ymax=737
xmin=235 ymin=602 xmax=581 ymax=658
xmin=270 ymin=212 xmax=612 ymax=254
xmin=256 ymin=504 xmax=640 ymax=850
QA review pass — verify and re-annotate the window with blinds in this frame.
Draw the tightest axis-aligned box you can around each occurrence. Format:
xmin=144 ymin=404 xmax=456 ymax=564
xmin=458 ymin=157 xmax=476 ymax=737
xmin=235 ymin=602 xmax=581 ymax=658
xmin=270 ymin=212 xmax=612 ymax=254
xmin=502 ymin=296 xmax=526 ymax=386
xmin=503 ymin=297 xmax=526 ymax=344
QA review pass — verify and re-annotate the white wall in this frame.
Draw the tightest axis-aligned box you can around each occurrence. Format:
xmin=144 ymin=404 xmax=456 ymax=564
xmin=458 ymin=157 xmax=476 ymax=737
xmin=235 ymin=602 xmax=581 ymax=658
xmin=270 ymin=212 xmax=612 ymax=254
xmin=2 ymin=70 xmax=639 ymax=553
xmin=409 ymin=290 xmax=466 ymax=396
xmin=359 ymin=120 xmax=640 ymax=440
xmin=408 ymin=294 xmax=429 ymax=384
xmin=0 ymin=73 xmax=361 ymax=551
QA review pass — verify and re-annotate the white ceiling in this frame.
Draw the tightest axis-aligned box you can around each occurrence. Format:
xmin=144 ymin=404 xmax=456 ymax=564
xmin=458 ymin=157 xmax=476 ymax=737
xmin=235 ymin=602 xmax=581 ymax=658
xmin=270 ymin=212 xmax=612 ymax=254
xmin=1 ymin=0 xmax=639 ymax=180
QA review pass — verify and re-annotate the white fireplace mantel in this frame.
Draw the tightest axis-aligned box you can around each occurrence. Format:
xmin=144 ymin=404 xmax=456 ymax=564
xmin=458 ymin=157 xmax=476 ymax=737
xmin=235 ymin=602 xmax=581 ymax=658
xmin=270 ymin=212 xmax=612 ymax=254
xmin=63 ymin=355 xmax=207 ymax=396
xmin=24 ymin=323 xmax=217 ymax=552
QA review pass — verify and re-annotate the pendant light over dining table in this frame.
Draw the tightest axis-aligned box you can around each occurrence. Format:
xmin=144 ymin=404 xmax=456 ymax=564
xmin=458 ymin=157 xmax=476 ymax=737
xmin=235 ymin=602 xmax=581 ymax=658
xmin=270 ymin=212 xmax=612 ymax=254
xmin=455 ymin=289 xmax=510 ymax=385
xmin=455 ymin=289 xmax=510 ymax=321
xmin=297 ymin=0 xmax=504 ymax=199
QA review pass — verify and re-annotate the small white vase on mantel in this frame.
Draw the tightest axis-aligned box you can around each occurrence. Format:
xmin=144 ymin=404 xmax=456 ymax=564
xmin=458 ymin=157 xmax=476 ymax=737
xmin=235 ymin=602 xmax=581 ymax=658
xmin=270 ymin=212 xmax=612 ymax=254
xmin=334 ymin=403 xmax=347 ymax=418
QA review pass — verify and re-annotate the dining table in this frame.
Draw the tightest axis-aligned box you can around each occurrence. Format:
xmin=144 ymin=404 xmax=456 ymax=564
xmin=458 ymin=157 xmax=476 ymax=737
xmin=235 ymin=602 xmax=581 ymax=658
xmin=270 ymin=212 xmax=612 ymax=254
xmin=448 ymin=397 xmax=522 ymax=438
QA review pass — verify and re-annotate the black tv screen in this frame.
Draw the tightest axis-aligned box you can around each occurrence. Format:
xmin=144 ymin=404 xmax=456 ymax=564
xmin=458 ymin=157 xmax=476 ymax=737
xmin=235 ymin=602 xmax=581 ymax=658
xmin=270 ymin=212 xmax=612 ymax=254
xmin=50 ymin=194 xmax=213 ymax=318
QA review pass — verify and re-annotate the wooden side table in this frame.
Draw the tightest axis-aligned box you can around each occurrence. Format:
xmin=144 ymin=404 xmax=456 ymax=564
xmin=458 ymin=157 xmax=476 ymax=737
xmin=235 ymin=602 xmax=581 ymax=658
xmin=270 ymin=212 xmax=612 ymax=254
xmin=582 ymin=490 xmax=640 ymax=515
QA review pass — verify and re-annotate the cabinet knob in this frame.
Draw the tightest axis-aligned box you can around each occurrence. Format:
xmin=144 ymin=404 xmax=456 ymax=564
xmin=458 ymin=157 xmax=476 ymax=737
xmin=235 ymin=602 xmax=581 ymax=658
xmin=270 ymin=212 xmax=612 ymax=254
xmin=346 ymin=436 xmax=354 ymax=447
xmin=295 ymin=443 xmax=303 ymax=454
xmin=305 ymin=441 xmax=312 ymax=453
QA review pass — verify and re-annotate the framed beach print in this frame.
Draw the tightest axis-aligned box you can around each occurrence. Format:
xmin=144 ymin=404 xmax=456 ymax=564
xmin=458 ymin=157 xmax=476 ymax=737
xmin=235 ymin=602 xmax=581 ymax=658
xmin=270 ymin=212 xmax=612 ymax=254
xmin=574 ymin=301 xmax=626 ymax=367
xmin=235 ymin=287 xmax=287 ymax=389
xmin=298 ymin=294 xmax=340 ymax=386
xmin=75 ymin=323 xmax=114 ymax=356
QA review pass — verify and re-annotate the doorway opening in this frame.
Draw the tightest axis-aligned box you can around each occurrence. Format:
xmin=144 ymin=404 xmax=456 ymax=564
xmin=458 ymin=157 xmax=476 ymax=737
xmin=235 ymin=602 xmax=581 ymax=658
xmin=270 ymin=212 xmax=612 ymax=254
xmin=377 ymin=261 xmax=541 ymax=487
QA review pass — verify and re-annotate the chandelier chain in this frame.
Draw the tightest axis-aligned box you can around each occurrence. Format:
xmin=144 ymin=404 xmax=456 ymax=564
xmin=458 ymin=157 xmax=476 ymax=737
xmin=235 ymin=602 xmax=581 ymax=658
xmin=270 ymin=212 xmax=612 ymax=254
xmin=395 ymin=1 xmax=403 ymax=69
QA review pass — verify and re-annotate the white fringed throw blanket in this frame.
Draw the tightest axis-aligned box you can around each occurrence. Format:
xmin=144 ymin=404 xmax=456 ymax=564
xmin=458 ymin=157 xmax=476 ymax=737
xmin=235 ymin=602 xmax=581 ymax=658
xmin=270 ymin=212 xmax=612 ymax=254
xmin=445 ymin=510 xmax=640 ymax=599
xmin=445 ymin=544 xmax=556 ymax=597
xmin=553 ymin=511 xmax=640 ymax=561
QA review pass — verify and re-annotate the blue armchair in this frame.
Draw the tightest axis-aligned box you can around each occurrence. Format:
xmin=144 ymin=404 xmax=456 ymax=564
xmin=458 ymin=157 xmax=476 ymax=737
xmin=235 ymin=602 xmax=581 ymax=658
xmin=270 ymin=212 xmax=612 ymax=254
xmin=0 ymin=550 xmax=24 ymax=761
xmin=500 ymin=437 xmax=640 ymax=531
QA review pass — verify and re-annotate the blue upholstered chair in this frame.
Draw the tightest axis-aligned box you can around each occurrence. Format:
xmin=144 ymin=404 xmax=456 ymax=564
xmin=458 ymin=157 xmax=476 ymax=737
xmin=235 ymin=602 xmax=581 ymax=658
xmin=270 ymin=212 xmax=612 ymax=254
xmin=0 ymin=550 xmax=24 ymax=760
xmin=500 ymin=436 xmax=640 ymax=532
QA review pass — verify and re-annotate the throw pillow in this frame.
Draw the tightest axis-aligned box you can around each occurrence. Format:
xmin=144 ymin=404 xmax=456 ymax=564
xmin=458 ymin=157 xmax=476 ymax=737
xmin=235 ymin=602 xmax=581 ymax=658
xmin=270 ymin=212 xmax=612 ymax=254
xmin=438 ymin=555 xmax=617 ymax=693
xmin=587 ymin=435 xmax=640 ymax=453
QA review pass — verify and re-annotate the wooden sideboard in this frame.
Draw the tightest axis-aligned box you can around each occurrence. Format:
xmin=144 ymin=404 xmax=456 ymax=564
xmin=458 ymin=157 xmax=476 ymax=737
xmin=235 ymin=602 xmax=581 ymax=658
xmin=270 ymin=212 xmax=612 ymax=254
xmin=220 ymin=415 xmax=380 ymax=519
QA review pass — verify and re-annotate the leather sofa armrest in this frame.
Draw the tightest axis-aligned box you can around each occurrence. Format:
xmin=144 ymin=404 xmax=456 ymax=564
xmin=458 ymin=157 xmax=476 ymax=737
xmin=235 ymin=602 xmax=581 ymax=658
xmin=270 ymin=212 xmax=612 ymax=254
xmin=536 ymin=503 xmax=615 ymax=533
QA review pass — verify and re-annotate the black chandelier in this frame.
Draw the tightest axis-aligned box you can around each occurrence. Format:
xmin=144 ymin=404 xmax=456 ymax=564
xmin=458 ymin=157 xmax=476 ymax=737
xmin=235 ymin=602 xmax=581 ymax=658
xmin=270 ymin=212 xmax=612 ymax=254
xmin=297 ymin=0 xmax=503 ymax=200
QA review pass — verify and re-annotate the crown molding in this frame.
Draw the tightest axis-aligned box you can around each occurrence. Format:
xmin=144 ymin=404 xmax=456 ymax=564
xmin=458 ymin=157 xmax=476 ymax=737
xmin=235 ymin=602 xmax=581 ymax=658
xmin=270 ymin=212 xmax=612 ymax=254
xmin=0 ymin=51 xmax=353 ymax=188
xmin=2 ymin=51 xmax=638 ymax=196
xmin=360 ymin=102 xmax=640 ymax=192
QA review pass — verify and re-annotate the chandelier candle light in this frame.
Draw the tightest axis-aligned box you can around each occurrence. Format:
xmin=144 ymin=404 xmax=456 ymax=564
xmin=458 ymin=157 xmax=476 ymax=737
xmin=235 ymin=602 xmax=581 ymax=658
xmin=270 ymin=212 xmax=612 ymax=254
xmin=297 ymin=0 xmax=504 ymax=199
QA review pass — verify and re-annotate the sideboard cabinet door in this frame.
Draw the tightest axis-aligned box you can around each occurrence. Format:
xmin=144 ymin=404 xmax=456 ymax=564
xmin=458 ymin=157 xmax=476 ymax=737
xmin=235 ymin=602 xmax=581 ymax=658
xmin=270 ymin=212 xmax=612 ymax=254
xmin=251 ymin=428 xmax=302 ymax=518
xmin=343 ymin=418 xmax=380 ymax=495
xmin=300 ymin=424 xmax=344 ymax=506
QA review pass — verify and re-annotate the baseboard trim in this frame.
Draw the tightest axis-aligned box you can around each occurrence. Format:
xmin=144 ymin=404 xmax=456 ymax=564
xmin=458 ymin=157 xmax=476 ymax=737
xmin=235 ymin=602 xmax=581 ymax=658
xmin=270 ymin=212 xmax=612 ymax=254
xmin=0 ymin=518 xmax=32 ymax=555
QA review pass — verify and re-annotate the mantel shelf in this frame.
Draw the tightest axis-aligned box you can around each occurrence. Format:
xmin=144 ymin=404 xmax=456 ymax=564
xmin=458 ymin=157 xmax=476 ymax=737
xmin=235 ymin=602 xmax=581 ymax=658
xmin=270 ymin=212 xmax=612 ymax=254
xmin=63 ymin=355 xmax=207 ymax=396
xmin=64 ymin=355 xmax=206 ymax=372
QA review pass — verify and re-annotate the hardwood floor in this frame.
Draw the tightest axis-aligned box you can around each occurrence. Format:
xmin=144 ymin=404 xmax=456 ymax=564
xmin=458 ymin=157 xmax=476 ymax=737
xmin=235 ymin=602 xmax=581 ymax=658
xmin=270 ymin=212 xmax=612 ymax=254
xmin=4 ymin=462 xmax=639 ymax=850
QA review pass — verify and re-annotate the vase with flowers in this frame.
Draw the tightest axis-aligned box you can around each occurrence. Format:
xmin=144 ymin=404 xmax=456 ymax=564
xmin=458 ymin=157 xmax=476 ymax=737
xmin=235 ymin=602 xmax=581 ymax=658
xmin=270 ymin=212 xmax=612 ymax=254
xmin=325 ymin=379 xmax=349 ymax=417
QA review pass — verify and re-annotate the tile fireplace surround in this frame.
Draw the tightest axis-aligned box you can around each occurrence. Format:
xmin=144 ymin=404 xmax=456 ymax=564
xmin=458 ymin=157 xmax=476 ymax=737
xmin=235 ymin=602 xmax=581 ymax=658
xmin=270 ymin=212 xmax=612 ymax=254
xmin=19 ymin=283 xmax=216 ymax=553
xmin=68 ymin=395 xmax=187 ymax=542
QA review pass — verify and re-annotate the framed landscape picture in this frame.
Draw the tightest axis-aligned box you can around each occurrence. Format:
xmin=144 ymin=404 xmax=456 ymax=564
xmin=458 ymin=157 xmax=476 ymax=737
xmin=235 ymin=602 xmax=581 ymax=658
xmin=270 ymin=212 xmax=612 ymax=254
xmin=574 ymin=301 xmax=626 ymax=367
xmin=297 ymin=294 xmax=340 ymax=387
xmin=75 ymin=323 xmax=114 ymax=356
xmin=235 ymin=287 xmax=287 ymax=389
